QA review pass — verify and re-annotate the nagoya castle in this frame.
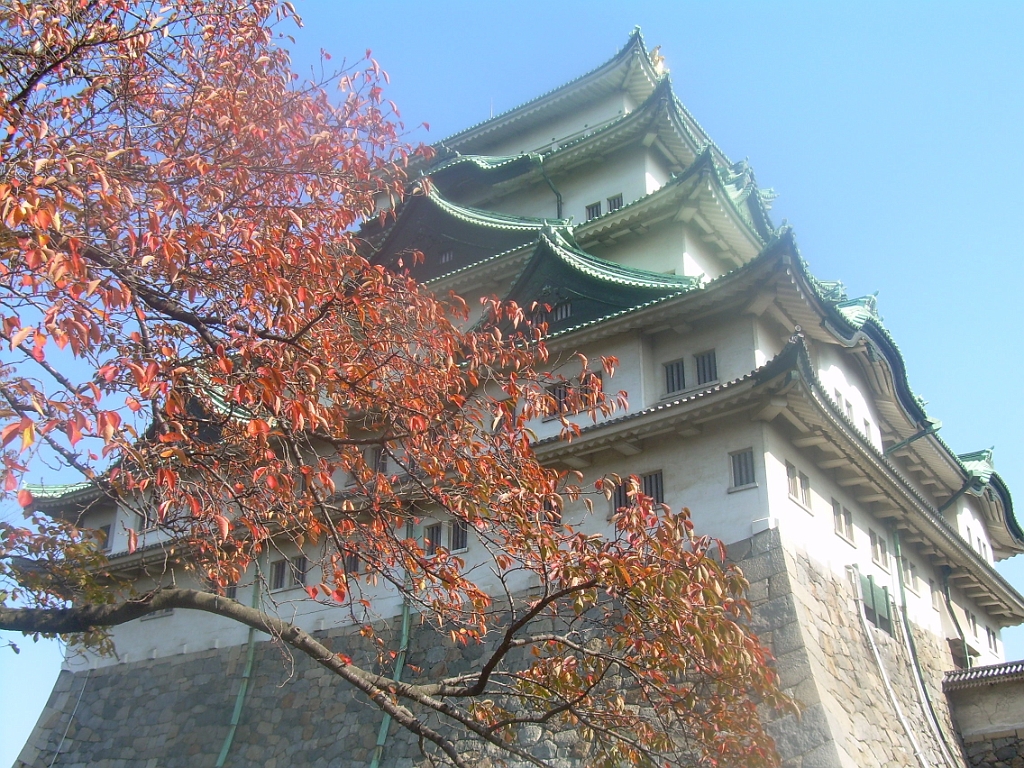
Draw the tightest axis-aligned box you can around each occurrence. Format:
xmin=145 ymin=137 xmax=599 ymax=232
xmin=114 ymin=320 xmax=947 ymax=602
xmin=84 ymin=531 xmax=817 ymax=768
xmin=15 ymin=30 xmax=1024 ymax=768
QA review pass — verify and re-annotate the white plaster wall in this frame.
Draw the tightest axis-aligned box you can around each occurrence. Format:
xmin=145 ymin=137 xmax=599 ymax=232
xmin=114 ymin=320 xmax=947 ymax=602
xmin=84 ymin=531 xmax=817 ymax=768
xmin=948 ymin=679 xmax=1024 ymax=738
xmin=528 ymin=332 xmax=643 ymax=444
xmin=753 ymin=315 xmax=786 ymax=368
xmin=479 ymin=92 xmax=631 ymax=157
xmin=644 ymin=315 xmax=757 ymax=406
xmin=816 ymin=343 xmax=882 ymax=450
xmin=763 ymin=421 xmax=1005 ymax=665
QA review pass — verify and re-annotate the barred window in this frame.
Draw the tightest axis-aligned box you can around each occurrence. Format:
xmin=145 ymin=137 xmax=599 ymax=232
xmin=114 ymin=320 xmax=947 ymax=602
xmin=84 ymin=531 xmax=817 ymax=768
xmin=606 ymin=193 xmax=623 ymax=213
xmin=344 ymin=548 xmax=361 ymax=575
xmin=425 ymin=523 xmax=443 ymax=556
xmin=695 ymin=349 xmax=717 ymax=385
xmin=665 ymin=359 xmax=685 ymax=394
xmin=612 ymin=471 xmax=664 ymax=512
xmin=642 ymin=471 xmax=664 ymax=504
xmin=271 ymin=559 xmax=287 ymax=591
xmin=585 ymin=202 xmax=602 ymax=220
xmin=731 ymin=449 xmax=755 ymax=488
xmin=440 ymin=250 xmax=454 ymax=264
xmin=546 ymin=381 xmax=571 ymax=416
xmin=551 ymin=302 xmax=572 ymax=322
xmin=450 ymin=519 xmax=469 ymax=552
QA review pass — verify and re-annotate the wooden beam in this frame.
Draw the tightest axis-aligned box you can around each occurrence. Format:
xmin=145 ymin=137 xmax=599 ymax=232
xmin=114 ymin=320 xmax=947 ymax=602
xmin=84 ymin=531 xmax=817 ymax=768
xmin=613 ymin=440 xmax=643 ymax=456
xmin=793 ymin=434 xmax=828 ymax=448
xmin=563 ymin=455 xmax=592 ymax=469
xmin=837 ymin=475 xmax=870 ymax=487
xmin=818 ymin=458 xmax=849 ymax=469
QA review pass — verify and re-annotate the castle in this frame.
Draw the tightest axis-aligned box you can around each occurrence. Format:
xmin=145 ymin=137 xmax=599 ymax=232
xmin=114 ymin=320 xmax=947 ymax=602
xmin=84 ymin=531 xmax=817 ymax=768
xmin=14 ymin=30 xmax=1024 ymax=768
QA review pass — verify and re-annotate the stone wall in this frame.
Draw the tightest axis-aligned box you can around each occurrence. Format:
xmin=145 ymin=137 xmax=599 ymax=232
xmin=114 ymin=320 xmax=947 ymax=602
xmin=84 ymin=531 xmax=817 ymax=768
xmin=946 ymin=674 xmax=1024 ymax=768
xmin=14 ymin=529 xmax=967 ymax=768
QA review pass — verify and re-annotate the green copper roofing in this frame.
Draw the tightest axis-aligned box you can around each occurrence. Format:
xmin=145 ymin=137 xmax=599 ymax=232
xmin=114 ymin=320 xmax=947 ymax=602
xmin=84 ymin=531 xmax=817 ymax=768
xmin=438 ymin=28 xmax=658 ymax=152
xmin=426 ymin=153 xmax=541 ymax=197
xmin=960 ymin=449 xmax=996 ymax=487
xmin=24 ymin=481 xmax=96 ymax=500
xmin=372 ymin=186 xmax=573 ymax=281
xmin=501 ymin=230 xmax=699 ymax=334
xmin=835 ymin=293 xmax=881 ymax=327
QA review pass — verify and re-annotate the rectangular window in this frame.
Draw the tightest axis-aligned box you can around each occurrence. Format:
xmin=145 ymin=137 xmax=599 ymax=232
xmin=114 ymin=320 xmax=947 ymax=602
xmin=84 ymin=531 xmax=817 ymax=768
xmin=225 ymin=580 xmax=238 ymax=600
xmin=612 ymin=472 xmax=663 ymax=512
xmin=545 ymin=381 xmax=571 ymax=417
xmin=271 ymin=559 xmax=287 ymax=591
xmin=450 ymin=519 xmax=469 ymax=551
xmin=370 ymin=446 xmax=388 ymax=475
xmin=870 ymin=529 xmax=889 ymax=570
xmin=832 ymin=499 xmax=853 ymax=541
xmin=440 ymin=250 xmax=454 ymax=264
xmin=586 ymin=202 xmax=602 ymax=220
xmin=97 ymin=524 xmax=112 ymax=552
xmin=987 ymin=626 xmax=999 ymax=652
xmin=731 ymin=449 xmax=756 ymax=488
xmin=291 ymin=556 xmax=307 ymax=587
xmin=551 ymin=301 xmax=572 ymax=322
xmin=844 ymin=399 xmax=854 ymax=420
xmin=863 ymin=419 xmax=871 ymax=439
xmin=665 ymin=359 xmax=686 ymax=394
xmin=642 ymin=471 xmax=664 ymax=505
xmin=578 ymin=370 xmax=602 ymax=405
xmin=606 ymin=193 xmax=623 ymax=213
xmin=343 ymin=548 xmax=361 ymax=575
xmin=900 ymin=557 xmax=919 ymax=594
xmin=694 ymin=350 xmax=717 ymax=385
xmin=968 ymin=611 xmax=979 ymax=637
xmin=834 ymin=388 xmax=843 ymax=407
xmin=929 ymin=579 xmax=942 ymax=611
xmin=787 ymin=463 xmax=810 ymax=508
xmin=861 ymin=573 xmax=893 ymax=635
xmin=425 ymin=523 xmax=443 ymax=556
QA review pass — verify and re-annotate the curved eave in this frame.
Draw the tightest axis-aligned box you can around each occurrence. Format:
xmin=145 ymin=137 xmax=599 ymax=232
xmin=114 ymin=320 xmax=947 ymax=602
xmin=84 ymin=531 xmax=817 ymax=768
xmin=25 ymin=482 xmax=108 ymax=519
xmin=427 ymin=153 xmax=542 ymax=198
xmin=776 ymin=239 xmax=1023 ymax=548
xmin=576 ymin=149 xmax=765 ymax=264
xmin=438 ymin=29 xmax=661 ymax=155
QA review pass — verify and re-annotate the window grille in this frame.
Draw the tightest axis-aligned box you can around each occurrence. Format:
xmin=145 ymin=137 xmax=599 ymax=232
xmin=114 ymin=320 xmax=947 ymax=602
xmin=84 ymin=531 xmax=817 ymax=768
xmin=440 ymin=250 xmax=454 ymax=264
xmin=642 ymin=471 xmax=664 ymax=504
xmin=271 ymin=559 xmax=287 ymax=591
xmin=787 ymin=462 xmax=810 ymax=508
xmin=860 ymin=573 xmax=893 ymax=634
xmin=694 ymin=350 xmax=717 ymax=385
xmin=799 ymin=471 xmax=811 ymax=508
xmin=542 ymin=498 xmax=562 ymax=527
xmin=585 ymin=202 xmax=602 ymax=220
xmin=607 ymin=194 xmax=623 ymax=213
xmin=344 ymin=548 xmax=361 ymax=575
xmin=845 ymin=399 xmax=854 ymax=420
xmin=612 ymin=471 xmax=664 ymax=512
xmin=731 ymin=449 xmax=755 ymax=487
xmin=551 ymin=302 xmax=572 ymax=322
xmin=450 ymin=519 xmax=469 ymax=551
xmin=665 ymin=359 xmax=685 ymax=394
xmin=968 ymin=611 xmax=979 ymax=637
xmin=425 ymin=523 xmax=443 ymax=556
xmin=546 ymin=381 xmax=571 ymax=416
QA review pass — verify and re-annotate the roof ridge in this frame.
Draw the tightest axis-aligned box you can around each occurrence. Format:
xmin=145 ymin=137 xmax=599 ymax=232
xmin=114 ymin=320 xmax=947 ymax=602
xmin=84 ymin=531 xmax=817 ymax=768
xmin=437 ymin=29 xmax=655 ymax=150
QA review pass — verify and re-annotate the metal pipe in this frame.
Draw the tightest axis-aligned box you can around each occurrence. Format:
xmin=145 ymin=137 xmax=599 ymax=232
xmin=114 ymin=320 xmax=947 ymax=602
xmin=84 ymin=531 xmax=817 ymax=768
xmin=884 ymin=419 xmax=941 ymax=456
xmin=369 ymin=519 xmax=414 ymax=768
xmin=849 ymin=564 xmax=930 ymax=768
xmin=215 ymin=570 xmax=262 ymax=768
xmin=891 ymin=529 xmax=959 ymax=767
xmin=538 ymin=159 xmax=563 ymax=220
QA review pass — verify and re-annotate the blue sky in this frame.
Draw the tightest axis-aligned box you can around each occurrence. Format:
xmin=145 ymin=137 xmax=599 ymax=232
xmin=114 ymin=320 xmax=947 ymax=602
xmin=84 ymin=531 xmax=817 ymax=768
xmin=4 ymin=1 xmax=1024 ymax=762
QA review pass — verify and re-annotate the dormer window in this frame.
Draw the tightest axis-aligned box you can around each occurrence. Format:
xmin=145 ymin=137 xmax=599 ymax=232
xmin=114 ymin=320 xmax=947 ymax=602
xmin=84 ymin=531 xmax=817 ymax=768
xmin=607 ymin=194 xmax=623 ymax=213
xmin=585 ymin=202 xmax=602 ymax=220
xmin=551 ymin=302 xmax=572 ymax=322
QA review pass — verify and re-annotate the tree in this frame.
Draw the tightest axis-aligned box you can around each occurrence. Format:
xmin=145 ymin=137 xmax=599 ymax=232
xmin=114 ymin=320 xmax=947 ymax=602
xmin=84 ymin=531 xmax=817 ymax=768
xmin=0 ymin=3 xmax=794 ymax=766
